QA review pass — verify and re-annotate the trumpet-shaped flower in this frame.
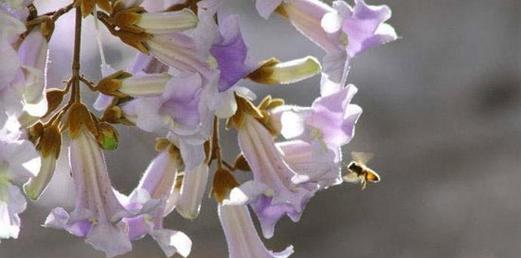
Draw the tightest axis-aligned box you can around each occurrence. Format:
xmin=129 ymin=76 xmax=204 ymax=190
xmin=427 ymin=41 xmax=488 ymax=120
xmin=276 ymin=139 xmax=341 ymax=190
xmin=45 ymin=126 xmax=132 ymax=257
xmin=274 ymin=83 xmax=362 ymax=160
xmin=122 ymin=71 xmax=219 ymax=170
xmin=122 ymin=147 xmax=192 ymax=257
xmin=237 ymin=115 xmax=314 ymax=238
xmin=320 ymin=0 xmax=397 ymax=93
xmin=256 ymin=0 xmax=396 ymax=95
xmin=218 ymin=203 xmax=294 ymax=258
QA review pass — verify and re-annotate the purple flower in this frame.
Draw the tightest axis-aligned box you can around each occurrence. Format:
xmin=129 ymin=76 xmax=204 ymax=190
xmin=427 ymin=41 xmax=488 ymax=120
xmin=122 ymin=148 xmax=192 ymax=257
xmin=45 ymin=128 xmax=132 ymax=257
xmin=323 ymin=0 xmax=398 ymax=58
xmin=237 ymin=115 xmax=314 ymax=238
xmin=123 ymin=72 xmax=206 ymax=134
xmin=122 ymin=72 xmax=219 ymax=170
xmin=256 ymin=0 xmax=397 ymax=95
xmin=321 ymin=0 xmax=398 ymax=94
xmin=276 ymin=139 xmax=341 ymax=190
xmin=274 ymin=84 xmax=362 ymax=157
xmin=218 ymin=203 xmax=294 ymax=258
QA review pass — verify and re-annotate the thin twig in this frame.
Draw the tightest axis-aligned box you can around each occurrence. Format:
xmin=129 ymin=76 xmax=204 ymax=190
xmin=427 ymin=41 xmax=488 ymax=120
xmin=71 ymin=6 xmax=82 ymax=103
xmin=79 ymin=76 xmax=97 ymax=91
xmin=50 ymin=2 xmax=75 ymax=22
xmin=211 ymin=117 xmax=223 ymax=169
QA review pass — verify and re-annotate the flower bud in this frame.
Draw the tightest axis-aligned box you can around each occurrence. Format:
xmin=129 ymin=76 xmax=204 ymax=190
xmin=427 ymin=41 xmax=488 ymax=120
xmin=44 ymin=88 xmax=65 ymax=117
xmin=40 ymin=16 xmax=55 ymax=40
xmin=212 ymin=168 xmax=239 ymax=203
xmin=233 ymin=154 xmax=251 ymax=171
xmin=66 ymin=103 xmax=97 ymax=139
xmin=96 ymin=70 xmax=132 ymax=98
xmin=247 ymin=56 xmax=321 ymax=85
xmin=23 ymin=125 xmax=61 ymax=200
xmin=96 ymin=122 xmax=119 ymax=150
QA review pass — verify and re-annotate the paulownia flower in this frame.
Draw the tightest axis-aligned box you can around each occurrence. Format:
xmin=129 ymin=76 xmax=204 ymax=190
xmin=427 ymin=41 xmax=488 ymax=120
xmin=107 ymin=0 xmax=212 ymax=76
xmin=122 ymin=141 xmax=192 ymax=257
xmin=231 ymin=97 xmax=314 ymax=238
xmin=273 ymin=83 xmax=362 ymax=161
xmin=213 ymin=165 xmax=293 ymax=258
xmin=44 ymin=104 xmax=132 ymax=258
xmin=255 ymin=0 xmax=397 ymax=95
xmin=218 ymin=204 xmax=294 ymax=258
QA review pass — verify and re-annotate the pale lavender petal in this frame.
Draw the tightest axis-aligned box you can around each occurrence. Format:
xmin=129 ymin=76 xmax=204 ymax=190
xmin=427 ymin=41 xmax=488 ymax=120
xmin=256 ymin=0 xmax=283 ymax=19
xmin=161 ymin=72 xmax=203 ymax=131
xmin=210 ymin=15 xmax=253 ymax=92
xmin=237 ymin=116 xmax=314 ymax=238
xmin=150 ymin=229 xmax=192 ymax=257
xmin=218 ymin=204 xmax=293 ymax=258
xmin=308 ymin=84 xmax=362 ymax=147
xmin=0 ymin=40 xmax=20 ymax=91
xmin=0 ymin=184 xmax=26 ymax=240
xmin=277 ymin=140 xmax=342 ymax=189
xmin=337 ymin=0 xmax=397 ymax=57
xmin=86 ymin=222 xmax=132 ymax=258
xmin=175 ymin=164 xmax=208 ymax=219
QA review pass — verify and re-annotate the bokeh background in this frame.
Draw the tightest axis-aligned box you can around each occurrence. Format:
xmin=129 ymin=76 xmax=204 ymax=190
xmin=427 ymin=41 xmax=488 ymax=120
xmin=2 ymin=0 xmax=521 ymax=257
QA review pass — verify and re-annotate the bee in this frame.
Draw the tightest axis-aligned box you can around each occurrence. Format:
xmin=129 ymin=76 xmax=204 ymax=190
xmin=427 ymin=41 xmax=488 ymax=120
xmin=343 ymin=152 xmax=381 ymax=190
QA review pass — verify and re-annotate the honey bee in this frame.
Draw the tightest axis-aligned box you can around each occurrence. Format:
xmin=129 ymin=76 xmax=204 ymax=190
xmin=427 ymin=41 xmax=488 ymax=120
xmin=343 ymin=152 xmax=381 ymax=190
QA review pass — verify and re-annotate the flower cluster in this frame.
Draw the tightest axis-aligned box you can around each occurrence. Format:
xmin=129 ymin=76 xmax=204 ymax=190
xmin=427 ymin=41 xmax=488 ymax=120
xmin=0 ymin=0 xmax=397 ymax=257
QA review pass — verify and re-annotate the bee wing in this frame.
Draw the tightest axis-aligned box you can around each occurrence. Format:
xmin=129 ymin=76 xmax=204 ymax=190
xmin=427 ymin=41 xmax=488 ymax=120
xmin=343 ymin=172 xmax=361 ymax=183
xmin=351 ymin=152 xmax=374 ymax=164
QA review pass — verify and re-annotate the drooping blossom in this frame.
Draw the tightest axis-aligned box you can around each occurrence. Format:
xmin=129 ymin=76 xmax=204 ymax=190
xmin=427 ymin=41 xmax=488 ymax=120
xmin=321 ymin=0 xmax=398 ymax=94
xmin=121 ymin=142 xmax=192 ymax=257
xmin=44 ymin=104 xmax=132 ymax=257
xmin=212 ymin=166 xmax=293 ymax=258
xmin=273 ymin=83 xmax=362 ymax=162
xmin=218 ymin=204 xmax=294 ymax=258
xmin=266 ymin=83 xmax=361 ymax=191
xmin=120 ymin=71 xmax=218 ymax=170
xmin=236 ymin=112 xmax=314 ymax=238
xmin=255 ymin=0 xmax=397 ymax=95
xmin=109 ymin=0 xmax=212 ymax=76
xmin=23 ymin=124 xmax=61 ymax=200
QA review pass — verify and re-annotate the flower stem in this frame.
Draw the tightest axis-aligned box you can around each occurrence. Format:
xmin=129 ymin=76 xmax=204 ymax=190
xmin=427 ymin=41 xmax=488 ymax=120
xmin=71 ymin=6 xmax=82 ymax=103
xmin=212 ymin=117 xmax=223 ymax=169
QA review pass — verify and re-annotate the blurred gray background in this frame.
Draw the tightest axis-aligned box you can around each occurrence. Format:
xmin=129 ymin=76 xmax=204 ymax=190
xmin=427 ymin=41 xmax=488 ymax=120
xmin=2 ymin=0 xmax=521 ymax=257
